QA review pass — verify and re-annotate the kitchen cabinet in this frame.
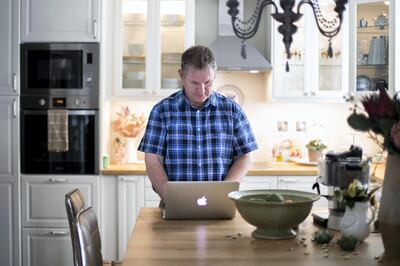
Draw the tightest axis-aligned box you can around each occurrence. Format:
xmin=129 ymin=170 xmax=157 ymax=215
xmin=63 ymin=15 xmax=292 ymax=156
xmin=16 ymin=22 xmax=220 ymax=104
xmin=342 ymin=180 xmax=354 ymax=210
xmin=113 ymin=0 xmax=194 ymax=96
xmin=240 ymin=176 xmax=278 ymax=191
xmin=348 ymin=0 xmax=395 ymax=100
xmin=21 ymin=0 xmax=100 ymax=42
xmin=272 ymin=0 xmax=349 ymax=100
xmin=100 ymin=175 xmax=145 ymax=261
xmin=117 ymin=176 xmax=144 ymax=259
xmin=277 ymin=176 xmax=328 ymax=208
xmin=0 ymin=97 xmax=19 ymax=266
xmin=0 ymin=0 xmax=18 ymax=96
xmin=21 ymin=175 xmax=99 ymax=266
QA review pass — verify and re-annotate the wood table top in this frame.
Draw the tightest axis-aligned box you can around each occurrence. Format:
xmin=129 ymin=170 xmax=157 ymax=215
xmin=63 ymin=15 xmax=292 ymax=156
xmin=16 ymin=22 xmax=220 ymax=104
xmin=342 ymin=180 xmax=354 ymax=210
xmin=121 ymin=208 xmax=389 ymax=266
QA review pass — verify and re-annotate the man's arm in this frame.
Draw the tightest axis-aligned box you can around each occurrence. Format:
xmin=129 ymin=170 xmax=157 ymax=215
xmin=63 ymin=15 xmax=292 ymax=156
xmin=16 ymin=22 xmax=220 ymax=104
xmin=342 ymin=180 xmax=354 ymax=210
xmin=224 ymin=152 xmax=252 ymax=182
xmin=144 ymin=153 xmax=168 ymax=202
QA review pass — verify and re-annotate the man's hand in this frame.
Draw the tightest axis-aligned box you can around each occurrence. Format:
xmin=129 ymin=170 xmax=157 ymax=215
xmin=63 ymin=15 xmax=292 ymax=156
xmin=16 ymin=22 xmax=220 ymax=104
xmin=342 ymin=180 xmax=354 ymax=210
xmin=224 ymin=152 xmax=252 ymax=182
xmin=145 ymin=153 xmax=168 ymax=203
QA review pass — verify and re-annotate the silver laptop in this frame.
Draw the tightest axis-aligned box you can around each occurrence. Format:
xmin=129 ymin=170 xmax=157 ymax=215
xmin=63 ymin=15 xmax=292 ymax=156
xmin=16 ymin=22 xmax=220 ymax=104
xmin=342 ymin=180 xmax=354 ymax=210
xmin=162 ymin=181 xmax=239 ymax=220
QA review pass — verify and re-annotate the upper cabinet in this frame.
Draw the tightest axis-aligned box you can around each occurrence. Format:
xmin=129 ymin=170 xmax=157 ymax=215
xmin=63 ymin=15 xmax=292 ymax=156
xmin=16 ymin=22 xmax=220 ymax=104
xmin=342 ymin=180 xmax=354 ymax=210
xmin=114 ymin=0 xmax=194 ymax=96
xmin=0 ymin=0 xmax=18 ymax=96
xmin=348 ymin=0 xmax=395 ymax=99
xmin=272 ymin=0 xmax=349 ymax=99
xmin=21 ymin=0 xmax=100 ymax=42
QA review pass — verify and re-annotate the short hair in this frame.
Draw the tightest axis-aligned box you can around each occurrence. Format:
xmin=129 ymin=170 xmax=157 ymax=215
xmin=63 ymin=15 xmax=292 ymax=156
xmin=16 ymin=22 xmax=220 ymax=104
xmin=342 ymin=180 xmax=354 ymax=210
xmin=180 ymin=45 xmax=217 ymax=74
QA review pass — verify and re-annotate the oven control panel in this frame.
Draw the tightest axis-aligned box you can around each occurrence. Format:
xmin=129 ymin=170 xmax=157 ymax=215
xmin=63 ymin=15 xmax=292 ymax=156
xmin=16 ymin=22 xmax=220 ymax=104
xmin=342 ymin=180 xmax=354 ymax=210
xmin=21 ymin=95 xmax=99 ymax=109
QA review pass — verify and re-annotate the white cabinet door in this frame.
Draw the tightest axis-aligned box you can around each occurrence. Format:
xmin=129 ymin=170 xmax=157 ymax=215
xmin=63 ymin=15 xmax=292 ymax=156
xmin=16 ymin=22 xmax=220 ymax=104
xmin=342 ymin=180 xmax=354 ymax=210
xmin=277 ymin=176 xmax=328 ymax=208
xmin=348 ymin=0 xmax=394 ymax=100
xmin=240 ymin=176 xmax=278 ymax=191
xmin=0 ymin=0 xmax=18 ymax=96
xmin=21 ymin=175 xmax=99 ymax=228
xmin=0 ymin=97 xmax=18 ymax=180
xmin=113 ymin=0 xmax=194 ymax=96
xmin=144 ymin=176 xmax=160 ymax=207
xmin=21 ymin=0 xmax=100 ymax=42
xmin=0 ymin=182 xmax=19 ymax=266
xmin=117 ymin=176 xmax=144 ymax=260
xmin=272 ymin=0 xmax=348 ymax=100
xmin=22 ymin=228 xmax=73 ymax=266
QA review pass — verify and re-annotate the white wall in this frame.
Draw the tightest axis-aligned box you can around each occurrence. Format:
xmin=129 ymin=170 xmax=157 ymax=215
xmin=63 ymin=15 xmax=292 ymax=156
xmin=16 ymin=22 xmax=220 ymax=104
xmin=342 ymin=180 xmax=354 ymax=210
xmin=107 ymin=72 xmax=380 ymax=163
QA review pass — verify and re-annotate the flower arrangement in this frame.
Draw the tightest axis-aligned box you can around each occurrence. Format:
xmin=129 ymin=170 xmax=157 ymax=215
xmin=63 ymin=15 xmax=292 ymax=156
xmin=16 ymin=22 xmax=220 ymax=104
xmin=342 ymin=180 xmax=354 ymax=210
xmin=305 ymin=139 xmax=327 ymax=151
xmin=347 ymin=88 xmax=400 ymax=155
xmin=334 ymin=179 xmax=380 ymax=209
xmin=112 ymin=106 xmax=146 ymax=138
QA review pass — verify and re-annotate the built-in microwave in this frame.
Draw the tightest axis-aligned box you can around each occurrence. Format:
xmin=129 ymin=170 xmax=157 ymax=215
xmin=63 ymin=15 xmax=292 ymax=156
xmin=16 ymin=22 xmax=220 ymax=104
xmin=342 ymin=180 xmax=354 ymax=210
xmin=20 ymin=43 xmax=99 ymax=96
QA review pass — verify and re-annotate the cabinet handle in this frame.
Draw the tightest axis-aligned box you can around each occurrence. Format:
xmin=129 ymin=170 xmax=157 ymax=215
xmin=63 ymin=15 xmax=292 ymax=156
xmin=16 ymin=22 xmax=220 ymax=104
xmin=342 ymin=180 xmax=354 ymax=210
xmin=12 ymin=99 xmax=17 ymax=118
xmin=50 ymin=231 xmax=69 ymax=236
xmin=279 ymin=178 xmax=299 ymax=183
xmin=310 ymin=91 xmax=316 ymax=96
xmin=93 ymin=19 xmax=97 ymax=39
xmin=12 ymin=73 xmax=17 ymax=93
xmin=49 ymin=178 xmax=68 ymax=183
xmin=303 ymin=92 xmax=309 ymax=96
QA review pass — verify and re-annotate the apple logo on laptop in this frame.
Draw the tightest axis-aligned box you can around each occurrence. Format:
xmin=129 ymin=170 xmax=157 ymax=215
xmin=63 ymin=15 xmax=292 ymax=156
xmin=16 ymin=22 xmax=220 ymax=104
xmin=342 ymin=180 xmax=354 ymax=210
xmin=197 ymin=196 xmax=207 ymax=207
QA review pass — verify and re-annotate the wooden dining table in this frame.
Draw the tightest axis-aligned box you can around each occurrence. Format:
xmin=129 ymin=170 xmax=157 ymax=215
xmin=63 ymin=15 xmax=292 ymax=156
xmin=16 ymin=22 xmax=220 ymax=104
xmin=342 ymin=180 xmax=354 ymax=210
xmin=121 ymin=208 xmax=390 ymax=266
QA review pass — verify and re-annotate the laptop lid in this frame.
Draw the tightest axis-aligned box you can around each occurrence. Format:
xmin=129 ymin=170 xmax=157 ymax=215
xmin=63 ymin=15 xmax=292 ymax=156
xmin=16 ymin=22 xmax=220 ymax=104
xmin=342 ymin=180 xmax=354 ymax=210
xmin=163 ymin=181 xmax=239 ymax=220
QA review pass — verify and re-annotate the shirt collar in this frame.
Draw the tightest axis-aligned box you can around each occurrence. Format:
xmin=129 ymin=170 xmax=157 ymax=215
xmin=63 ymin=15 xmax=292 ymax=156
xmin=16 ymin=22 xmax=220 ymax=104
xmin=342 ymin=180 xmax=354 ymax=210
xmin=178 ymin=89 xmax=217 ymax=111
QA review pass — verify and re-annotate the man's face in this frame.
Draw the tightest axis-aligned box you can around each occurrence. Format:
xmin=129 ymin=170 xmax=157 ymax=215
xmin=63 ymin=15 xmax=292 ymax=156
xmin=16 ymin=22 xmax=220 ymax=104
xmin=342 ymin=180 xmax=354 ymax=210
xmin=179 ymin=65 xmax=215 ymax=108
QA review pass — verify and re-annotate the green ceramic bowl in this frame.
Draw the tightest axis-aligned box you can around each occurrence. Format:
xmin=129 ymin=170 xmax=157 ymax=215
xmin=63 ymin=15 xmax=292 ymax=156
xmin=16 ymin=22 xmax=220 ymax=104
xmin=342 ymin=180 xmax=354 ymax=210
xmin=229 ymin=190 xmax=320 ymax=240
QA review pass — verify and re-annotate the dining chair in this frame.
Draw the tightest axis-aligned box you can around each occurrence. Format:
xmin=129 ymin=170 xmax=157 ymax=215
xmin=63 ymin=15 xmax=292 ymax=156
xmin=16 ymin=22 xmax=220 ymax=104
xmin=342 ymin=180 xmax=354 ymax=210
xmin=75 ymin=206 xmax=104 ymax=266
xmin=65 ymin=188 xmax=86 ymax=266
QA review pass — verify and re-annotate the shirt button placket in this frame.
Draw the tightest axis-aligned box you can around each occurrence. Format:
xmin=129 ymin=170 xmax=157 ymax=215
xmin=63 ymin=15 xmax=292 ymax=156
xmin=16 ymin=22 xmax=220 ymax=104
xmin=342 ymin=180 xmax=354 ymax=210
xmin=196 ymin=110 xmax=202 ymax=178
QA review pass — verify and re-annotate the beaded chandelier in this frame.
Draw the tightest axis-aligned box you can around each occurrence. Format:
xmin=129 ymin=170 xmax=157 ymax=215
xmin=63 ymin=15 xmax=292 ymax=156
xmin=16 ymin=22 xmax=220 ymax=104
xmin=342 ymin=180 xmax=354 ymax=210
xmin=226 ymin=0 xmax=348 ymax=71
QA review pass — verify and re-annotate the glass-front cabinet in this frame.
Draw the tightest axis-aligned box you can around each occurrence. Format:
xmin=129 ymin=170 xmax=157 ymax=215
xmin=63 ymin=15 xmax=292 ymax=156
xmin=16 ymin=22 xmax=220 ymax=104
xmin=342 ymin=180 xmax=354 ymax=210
xmin=116 ymin=0 xmax=194 ymax=96
xmin=349 ymin=0 xmax=394 ymax=99
xmin=272 ymin=0 xmax=348 ymax=99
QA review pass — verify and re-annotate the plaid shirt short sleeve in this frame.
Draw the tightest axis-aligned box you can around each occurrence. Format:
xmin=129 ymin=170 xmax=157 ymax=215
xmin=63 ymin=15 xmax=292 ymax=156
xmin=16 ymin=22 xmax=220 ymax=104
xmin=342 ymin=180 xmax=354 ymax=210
xmin=138 ymin=90 xmax=257 ymax=181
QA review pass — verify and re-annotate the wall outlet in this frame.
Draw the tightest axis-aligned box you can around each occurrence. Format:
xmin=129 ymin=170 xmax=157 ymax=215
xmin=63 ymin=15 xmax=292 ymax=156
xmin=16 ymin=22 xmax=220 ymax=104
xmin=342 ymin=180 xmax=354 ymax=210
xmin=277 ymin=121 xmax=288 ymax=132
xmin=296 ymin=121 xmax=307 ymax=132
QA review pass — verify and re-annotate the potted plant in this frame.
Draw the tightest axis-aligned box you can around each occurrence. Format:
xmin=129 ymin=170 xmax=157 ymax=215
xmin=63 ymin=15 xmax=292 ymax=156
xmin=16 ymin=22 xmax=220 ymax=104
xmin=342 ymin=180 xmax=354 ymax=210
xmin=305 ymin=139 xmax=327 ymax=162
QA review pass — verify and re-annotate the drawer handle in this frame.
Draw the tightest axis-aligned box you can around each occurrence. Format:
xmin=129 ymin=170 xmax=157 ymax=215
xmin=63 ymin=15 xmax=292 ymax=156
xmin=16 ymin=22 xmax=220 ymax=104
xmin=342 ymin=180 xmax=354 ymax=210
xmin=280 ymin=178 xmax=299 ymax=183
xmin=49 ymin=178 xmax=68 ymax=183
xmin=50 ymin=231 xmax=69 ymax=236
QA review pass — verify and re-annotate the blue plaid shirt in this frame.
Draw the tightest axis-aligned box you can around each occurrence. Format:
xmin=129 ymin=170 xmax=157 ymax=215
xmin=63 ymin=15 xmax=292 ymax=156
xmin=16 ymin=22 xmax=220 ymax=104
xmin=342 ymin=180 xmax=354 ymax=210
xmin=138 ymin=90 xmax=257 ymax=181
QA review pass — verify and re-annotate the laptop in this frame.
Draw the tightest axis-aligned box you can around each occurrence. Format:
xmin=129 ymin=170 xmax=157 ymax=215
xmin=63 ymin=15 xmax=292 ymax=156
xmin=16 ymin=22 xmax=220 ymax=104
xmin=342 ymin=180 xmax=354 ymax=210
xmin=162 ymin=181 xmax=239 ymax=220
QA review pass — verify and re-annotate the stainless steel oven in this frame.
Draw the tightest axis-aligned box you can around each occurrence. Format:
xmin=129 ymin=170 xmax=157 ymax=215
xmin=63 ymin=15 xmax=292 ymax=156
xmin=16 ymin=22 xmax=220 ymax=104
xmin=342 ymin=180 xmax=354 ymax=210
xmin=20 ymin=95 xmax=99 ymax=174
xmin=20 ymin=43 xmax=99 ymax=96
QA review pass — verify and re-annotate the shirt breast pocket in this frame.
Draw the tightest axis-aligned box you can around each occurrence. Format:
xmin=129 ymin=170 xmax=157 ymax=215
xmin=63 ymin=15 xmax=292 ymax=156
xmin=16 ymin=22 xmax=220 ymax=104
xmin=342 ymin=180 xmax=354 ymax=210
xmin=209 ymin=124 xmax=233 ymax=158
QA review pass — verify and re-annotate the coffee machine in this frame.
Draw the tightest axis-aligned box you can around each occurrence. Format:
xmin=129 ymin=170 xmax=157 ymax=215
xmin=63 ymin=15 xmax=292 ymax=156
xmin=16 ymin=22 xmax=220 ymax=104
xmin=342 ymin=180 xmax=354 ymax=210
xmin=313 ymin=145 xmax=370 ymax=230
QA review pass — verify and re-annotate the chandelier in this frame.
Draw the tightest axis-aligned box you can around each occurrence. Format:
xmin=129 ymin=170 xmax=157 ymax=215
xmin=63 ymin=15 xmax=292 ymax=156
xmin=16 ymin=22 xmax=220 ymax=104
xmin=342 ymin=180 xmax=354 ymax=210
xmin=226 ymin=0 xmax=348 ymax=71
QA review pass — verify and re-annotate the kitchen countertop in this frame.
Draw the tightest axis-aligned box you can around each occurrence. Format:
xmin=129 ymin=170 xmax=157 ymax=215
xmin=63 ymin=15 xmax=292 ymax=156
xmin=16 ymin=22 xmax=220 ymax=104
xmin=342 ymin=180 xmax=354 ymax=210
xmin=102 ymin=161 xmax=386 ymax=182
xmin=121 ymin=207 xmax=387 ymax=266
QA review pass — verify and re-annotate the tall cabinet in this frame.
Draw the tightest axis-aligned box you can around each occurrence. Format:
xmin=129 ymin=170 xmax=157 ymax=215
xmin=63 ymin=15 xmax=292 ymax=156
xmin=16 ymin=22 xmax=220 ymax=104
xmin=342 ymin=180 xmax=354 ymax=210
xmin=0 ymin=0 xmax=19 ymax=265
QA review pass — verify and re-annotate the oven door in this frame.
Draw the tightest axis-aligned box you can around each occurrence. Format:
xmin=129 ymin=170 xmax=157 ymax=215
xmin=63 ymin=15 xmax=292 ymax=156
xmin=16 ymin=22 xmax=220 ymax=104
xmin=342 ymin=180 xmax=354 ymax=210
xmin=21 ymin=110 xmax=99 ymax=174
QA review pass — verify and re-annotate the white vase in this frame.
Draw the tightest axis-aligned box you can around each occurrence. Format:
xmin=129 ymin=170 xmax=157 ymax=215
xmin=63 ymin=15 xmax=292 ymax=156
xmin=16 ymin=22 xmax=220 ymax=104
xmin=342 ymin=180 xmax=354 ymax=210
xmin=124 ymin=137 xmax=138 ymax=163
xmin=340 ymin=201 xmax=376 ymax=242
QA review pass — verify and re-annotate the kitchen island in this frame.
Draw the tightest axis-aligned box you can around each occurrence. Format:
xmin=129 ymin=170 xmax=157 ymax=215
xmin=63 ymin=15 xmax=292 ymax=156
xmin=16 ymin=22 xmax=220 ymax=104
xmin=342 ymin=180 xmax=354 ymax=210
xmin=121 ymin=208 xmax=387 ymax=266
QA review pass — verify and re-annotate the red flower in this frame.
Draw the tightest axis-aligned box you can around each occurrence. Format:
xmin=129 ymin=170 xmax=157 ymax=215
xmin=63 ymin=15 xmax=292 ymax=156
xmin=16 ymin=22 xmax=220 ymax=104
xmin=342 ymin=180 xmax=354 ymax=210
xmin=361 ymin=89 xmax=397 ymax=122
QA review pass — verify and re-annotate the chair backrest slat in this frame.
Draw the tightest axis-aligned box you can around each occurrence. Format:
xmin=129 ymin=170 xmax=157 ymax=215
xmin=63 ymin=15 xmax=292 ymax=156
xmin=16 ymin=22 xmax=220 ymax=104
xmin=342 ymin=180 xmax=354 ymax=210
xmin=76 ymin=206 xmax=103 ymax=266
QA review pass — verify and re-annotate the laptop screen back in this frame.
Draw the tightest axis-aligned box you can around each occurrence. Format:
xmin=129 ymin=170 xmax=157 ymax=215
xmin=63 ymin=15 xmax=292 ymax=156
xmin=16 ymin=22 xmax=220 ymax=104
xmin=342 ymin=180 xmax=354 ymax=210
xmin=163 ymin=181 xmax=239 ymax=220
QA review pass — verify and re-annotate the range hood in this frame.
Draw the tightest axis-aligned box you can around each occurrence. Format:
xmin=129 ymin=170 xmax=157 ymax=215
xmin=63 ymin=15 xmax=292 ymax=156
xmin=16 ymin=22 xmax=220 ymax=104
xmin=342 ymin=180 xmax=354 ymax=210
xmin=209 ymin=0 xmax=272 ymax=72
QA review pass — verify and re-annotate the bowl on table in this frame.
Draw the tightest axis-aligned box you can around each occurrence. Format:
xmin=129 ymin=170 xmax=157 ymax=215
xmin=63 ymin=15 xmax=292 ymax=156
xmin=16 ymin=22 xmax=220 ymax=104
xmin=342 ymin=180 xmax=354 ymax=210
xmin=229 ymin=189 xmax=320 ymax=240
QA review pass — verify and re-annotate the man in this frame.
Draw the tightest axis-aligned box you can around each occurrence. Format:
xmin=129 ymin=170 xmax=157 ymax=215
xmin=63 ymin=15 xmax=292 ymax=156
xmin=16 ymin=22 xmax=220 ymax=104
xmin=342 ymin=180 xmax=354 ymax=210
xmin=138 ymin=45 xmax=257 ymax=203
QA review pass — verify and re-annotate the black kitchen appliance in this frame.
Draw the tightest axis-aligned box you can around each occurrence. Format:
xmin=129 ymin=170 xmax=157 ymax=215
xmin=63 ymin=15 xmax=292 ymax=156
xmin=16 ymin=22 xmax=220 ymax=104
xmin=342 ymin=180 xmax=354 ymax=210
xmin=20 ymin=43 xmax=99 ymax=95
xmin=20 ymin=43 xmax=100 ymax=174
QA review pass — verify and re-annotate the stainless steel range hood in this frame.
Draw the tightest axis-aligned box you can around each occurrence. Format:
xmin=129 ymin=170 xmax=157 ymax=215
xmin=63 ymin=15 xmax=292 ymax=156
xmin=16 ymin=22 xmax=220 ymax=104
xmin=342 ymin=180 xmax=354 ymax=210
xmin=209 ymin=0 xmax=272 ymax=72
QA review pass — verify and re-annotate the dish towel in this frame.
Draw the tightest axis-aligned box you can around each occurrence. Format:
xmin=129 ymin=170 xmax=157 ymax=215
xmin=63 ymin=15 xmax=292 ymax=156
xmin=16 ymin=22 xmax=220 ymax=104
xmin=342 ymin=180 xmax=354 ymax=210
xmin=48 ymin=109 xmax=69 ymax=152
